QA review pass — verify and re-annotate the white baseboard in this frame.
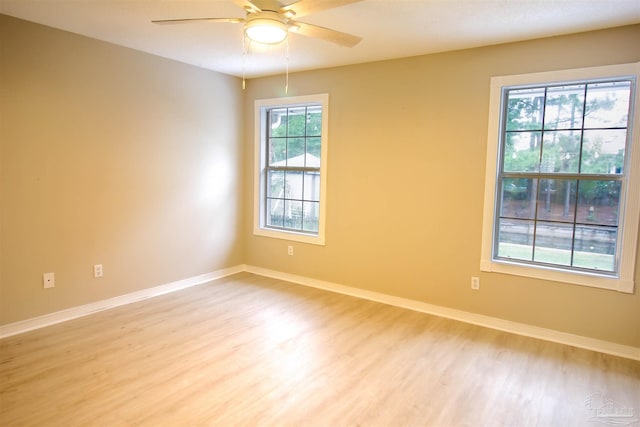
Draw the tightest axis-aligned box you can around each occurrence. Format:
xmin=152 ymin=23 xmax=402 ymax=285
xmin=0 ymin=265 xmax=244 ymax=339
xmin=244 ymin=265 xmax=640 ymax=361
xmin=3 ymin=263 xmax=638 ymax=361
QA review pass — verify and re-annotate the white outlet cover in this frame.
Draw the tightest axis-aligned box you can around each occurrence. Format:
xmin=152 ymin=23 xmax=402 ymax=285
xmin=43 ymin=272 xmax=55 ymax=288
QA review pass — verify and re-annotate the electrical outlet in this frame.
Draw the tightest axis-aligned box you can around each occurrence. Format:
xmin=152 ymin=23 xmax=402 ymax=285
xmin=287 ymin=245 xmax=294 ymax=256
xmin=471 ymin=276 xmax=480 ymax=290
xmin=43 ymin=272 xmax=55 ymax=289
xmin=94 ymin=264 xmax=103 ymax=278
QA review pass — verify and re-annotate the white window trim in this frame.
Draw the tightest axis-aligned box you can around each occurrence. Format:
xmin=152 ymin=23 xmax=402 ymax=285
xmin=253 ymin=94 xmax=329 ymax=245
xmin=480 ymin=63 xmax=640 ymax=293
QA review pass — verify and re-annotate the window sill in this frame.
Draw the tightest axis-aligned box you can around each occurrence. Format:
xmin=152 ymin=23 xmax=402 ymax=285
xmin=253 ymin=226 xmax=325 ymax=245
xmin=480 ymin=258 xmax=633 ymax=293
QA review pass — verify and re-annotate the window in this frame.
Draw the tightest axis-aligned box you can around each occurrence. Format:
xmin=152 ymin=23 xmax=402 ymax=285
xmin=254 ymin=94 xmax=328 ymax=245
xmin=481 ymin=63 xmax=640 ymax=292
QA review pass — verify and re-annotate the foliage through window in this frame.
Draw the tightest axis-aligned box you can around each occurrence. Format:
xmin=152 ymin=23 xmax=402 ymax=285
xmin=481 ymin=63 xmax=640 ymax=292
xmin=254 ymin=95 xmax=328 ymax=245
xmin=266 ymin=105 xmax=322 ymax=233
xmin=497 ymin=80 xmax=632 ymax=274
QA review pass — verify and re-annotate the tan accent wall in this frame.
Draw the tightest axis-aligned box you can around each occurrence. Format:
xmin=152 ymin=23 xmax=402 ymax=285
xmin=243 ymin=25 xmax=640 ymax=347
xmin=0 ymin=15 xmax=244 ymax=324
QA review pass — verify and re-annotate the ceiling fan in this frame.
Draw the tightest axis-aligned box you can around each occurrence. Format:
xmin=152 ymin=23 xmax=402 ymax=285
xmin=152 ymin=0 xmax=364 ymax=47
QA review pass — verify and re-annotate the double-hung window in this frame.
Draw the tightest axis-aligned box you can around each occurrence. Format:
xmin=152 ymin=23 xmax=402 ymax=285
xmin=481 ymin=63 xmax=640 ymax=292
xmin=254 ymin=94 xmax=328 ymax=245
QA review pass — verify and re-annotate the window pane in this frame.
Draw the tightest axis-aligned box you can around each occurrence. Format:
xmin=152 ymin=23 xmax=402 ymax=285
xmin=533 ymin=222 xmax=573 ymax=266
xmin=576 ymin=180 xmax=620 ymax=226
xmin=584 ymin=81 xmax=631 ymax=129
xmin=306 ymin=106 xmax=322 ymax=136
xmin=544 ymin=84 xmax=585 ymax=130
xmin=306 ymin=137 xmax=321 ymax=162
xmin=303 ymin=201 xmax=319 ymax=232
xmin=503 ymin=132 xmax=541 ymax=172
xmin=286 ymin=138 xmax=305 ymax=166
xmin=269 ymin=138 xmax=286 ymax=166
xmin=284 ymin=171 xmax=303 ymax=200
xmin=287 ymin=107 xmax=306 ymax=136
xmin=303 ymin=171 xmax=320 ymax=202
xmin=497 ymin=218 xmax=534 ymax=261
xmin=572 ymin=225 xmax=616 ymax=271
xmin=506 ymin=87 xmax=544 ymax=131
xmin=267 ymin=170 xmax=284 ymax=198
xmin=580 ymin=129 xmax=626 ymax=174
xmin=269 ymin=108 xmax=287 ymax=137
xmin=284 ymin=200 xmax=303 ymax=230
xmin=266 ymin=198 xmax=284 ymax=228
xmin=540 ymin=131 xmax=580 ymax=173
xmin=536 ymin=179 xmax=576 ymax=223
xmin=500 ymin=178 xmax=536 ymax=219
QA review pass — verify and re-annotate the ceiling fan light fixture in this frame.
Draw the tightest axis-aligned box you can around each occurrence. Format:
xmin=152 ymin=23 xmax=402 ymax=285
xmin=244 ymin=11 xmax=288 ymax=45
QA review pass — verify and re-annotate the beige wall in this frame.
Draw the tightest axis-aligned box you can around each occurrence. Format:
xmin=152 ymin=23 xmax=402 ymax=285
xmin=2 ymin=13 xmax=639 ymax=349
xmin=0 ymin=15 xmax=244 ymax=324
xmin=243 ymin=25 xmax=640 ymax=347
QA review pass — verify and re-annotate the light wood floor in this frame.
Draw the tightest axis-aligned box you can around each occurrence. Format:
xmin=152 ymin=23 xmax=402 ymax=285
xmin=1 ymin=273 xmax=639 ymax=426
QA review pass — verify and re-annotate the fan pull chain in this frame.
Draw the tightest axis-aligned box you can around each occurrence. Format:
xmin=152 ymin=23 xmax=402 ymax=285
xmin=242 ymin=35 xmax=248 ymax=90
xmin=285 ymin=38 xmax=289 ymax=94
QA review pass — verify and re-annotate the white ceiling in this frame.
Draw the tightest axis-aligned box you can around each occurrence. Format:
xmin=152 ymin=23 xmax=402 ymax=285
xmin=1 ymin=0 xmax=639 ymax=78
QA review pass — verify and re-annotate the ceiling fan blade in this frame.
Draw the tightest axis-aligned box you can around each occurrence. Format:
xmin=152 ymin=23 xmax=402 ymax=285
xmin=281 ymin=0 xmax=363 ymax=18
xmin=152 ymin=17 xmax=244 ymax=25
xmin=230 ymin=0 xmax=262 ymax=13
xmin=290 ymin=21 xmax=362 ymax=47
